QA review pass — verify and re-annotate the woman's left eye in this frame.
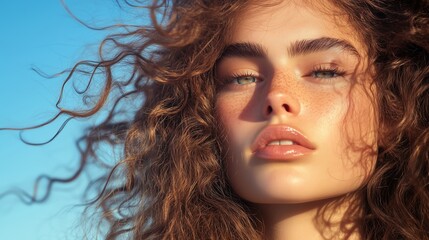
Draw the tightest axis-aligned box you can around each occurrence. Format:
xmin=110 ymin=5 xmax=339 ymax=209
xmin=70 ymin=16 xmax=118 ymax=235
xmin=312 ymin=71 xmax=339 ymax=78
xmin=311 ymin=68 xmax=346 ymax=79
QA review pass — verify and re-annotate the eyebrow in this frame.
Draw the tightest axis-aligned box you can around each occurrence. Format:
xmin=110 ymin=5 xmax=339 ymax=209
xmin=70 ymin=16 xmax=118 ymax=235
xmin=220 ymin=42 xmax=268 ymax=59
xmin=219 ymin=37 xmax=360 ymax=60
xmin=287 ymin=37 xmax=360 ymax=57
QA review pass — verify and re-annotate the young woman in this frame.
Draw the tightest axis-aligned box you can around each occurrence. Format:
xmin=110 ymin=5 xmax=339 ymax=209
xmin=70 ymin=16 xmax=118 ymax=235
xmin=5 ymin=0 xmax=429 ymax=239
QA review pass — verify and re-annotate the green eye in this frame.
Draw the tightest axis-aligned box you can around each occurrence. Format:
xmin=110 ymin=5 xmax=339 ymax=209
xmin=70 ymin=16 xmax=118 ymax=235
xmin=310 ymin=67 xmax=346 ymax=79
xmin=233 ymin=76 xmax=258 ymax=85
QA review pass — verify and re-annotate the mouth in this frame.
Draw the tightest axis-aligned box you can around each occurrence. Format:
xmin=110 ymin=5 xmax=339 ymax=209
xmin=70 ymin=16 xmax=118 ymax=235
xmin=267 ymin=140 xmax=297 ymax=146
xmin=251 ymin=125 xmax=316 ymax=160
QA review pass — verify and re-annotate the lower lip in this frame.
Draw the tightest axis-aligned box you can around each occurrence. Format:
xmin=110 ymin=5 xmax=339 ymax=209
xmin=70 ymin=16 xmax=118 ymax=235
xmin=253 ymin=145 xmax=313 ymax=160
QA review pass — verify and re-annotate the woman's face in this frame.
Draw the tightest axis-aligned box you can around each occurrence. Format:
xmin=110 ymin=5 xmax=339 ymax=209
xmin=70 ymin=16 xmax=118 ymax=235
xmin=215 ymin=0 xmax=377 ymax=204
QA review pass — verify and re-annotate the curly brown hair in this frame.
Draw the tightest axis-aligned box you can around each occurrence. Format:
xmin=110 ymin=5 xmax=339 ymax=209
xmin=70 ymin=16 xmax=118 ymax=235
xmin=3 ymin=0 xmax=429 ymax=239
xmin=337 ymin=1 xmax=429 ymax=239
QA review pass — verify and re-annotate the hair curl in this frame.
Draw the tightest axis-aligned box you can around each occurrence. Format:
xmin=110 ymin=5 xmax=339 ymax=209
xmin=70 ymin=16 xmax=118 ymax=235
xmin=3 ymin=0 xmax=429 ymax=239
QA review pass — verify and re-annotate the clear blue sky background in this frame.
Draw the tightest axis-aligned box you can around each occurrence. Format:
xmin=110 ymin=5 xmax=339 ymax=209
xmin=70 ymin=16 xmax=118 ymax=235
xmin=0 ymin=1 xmax=148 ymax=239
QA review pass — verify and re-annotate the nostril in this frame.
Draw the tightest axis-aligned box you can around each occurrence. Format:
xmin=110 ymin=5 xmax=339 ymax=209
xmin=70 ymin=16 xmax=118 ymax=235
xmin=283 ymin=104 xmax=290 ymax=112
xmin=267 ymin=105 xmax=273 ymax=115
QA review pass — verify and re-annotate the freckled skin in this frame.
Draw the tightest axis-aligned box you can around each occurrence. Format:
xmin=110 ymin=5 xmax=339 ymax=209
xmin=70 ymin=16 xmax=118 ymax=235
xmin=215 ymin=1 xmax=377 ymax=206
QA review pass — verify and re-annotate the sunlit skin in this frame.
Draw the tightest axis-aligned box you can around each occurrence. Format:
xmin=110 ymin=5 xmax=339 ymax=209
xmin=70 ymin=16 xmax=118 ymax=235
xmin=215 ymin=1 xmax=377 ymax=239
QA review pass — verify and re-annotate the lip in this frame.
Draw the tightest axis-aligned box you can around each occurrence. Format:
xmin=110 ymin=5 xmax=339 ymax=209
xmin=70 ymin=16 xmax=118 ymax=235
xmin=250 ymin=125 xmax=316 ymax=160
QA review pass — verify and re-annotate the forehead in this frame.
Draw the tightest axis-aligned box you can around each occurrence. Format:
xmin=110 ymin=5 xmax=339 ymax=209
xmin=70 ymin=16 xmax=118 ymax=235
xmin=229 ymin=0 xmax=366 ymax=56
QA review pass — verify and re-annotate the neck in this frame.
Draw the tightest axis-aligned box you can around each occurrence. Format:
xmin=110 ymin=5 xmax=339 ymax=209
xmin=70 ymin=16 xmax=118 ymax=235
xmin=256 ymin=195 xmax=362 ymax=240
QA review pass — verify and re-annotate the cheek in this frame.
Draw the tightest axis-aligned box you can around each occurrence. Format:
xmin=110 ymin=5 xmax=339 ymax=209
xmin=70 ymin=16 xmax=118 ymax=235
xmin=215 ymin=91 xmax=255 ymax=158
xmin=341 ymin=83 xmax=378 ymax=173
xmin=216 ymin=92 xmax=248 ymax=123
xmin=215 ymin=88 xmax=261 ymax=142
xmin=313 ymin=83 xmax=378 ymax=186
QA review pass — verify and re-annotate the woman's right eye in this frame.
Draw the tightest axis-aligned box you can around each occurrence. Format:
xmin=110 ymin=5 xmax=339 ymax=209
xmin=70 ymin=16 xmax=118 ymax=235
xmin=231 ymin=75 xmax=258 ymax=85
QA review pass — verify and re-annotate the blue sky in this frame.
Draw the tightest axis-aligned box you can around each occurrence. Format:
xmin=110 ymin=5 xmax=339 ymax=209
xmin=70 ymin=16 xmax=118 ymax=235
xmin=0 ymin=1 xmax=148 ymax=239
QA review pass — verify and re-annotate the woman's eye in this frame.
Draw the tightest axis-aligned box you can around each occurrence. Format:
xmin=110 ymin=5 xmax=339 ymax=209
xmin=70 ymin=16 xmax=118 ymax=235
xmin=232 ymin=75 xmax=258 ymax=85
xmin=312 ymin=71 xmax=336 ymax=78
xmin=310 ymin=68 xmax=346 ymax=79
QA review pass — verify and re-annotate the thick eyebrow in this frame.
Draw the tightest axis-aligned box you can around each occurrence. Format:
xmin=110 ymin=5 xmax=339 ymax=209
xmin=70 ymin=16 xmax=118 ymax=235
xmin=287 ymin=37 xmax=360 ymax=57
xmin=219 ymin=42 xmax=268 ymax=59
xmin=218 ymin=37 xmax=360 ymax=62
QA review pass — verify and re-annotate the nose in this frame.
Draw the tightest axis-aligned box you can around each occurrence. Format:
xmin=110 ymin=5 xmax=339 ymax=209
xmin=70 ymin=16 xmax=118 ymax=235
xmin=264 ymin=76 xmax=300 ymax=117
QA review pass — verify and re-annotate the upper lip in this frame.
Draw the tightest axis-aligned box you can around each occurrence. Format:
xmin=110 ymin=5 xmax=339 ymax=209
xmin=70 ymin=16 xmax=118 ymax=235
xmin=250 ymin=125 xmax=316 ymax=152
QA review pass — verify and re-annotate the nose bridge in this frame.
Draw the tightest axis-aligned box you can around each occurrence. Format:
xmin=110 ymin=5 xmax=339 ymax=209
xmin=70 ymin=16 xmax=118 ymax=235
xmin=264 ymin=70 xmax=300 ymax=117
xmin=270 ymin=70 xmax=291 ymax=92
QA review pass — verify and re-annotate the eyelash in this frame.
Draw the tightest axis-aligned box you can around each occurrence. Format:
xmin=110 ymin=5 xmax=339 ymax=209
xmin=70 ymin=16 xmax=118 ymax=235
xmin=309 ymin=66 xmax=346 ymax=79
